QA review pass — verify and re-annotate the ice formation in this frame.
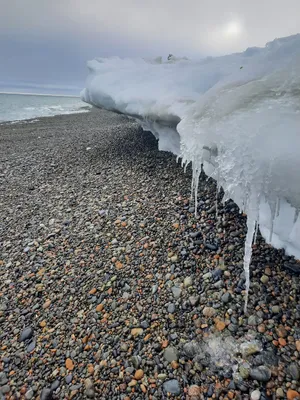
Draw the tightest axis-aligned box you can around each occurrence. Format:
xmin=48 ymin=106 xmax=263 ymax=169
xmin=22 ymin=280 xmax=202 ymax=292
xmin=81 ymin=35 xmax=300 ymax=310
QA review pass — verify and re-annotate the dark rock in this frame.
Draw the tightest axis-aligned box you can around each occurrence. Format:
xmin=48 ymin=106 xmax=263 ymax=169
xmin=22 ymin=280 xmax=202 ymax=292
xmin=250 ymin=366 xmax=271 ymax=382
xmin=19 ymin=327 xmax=34 ymax=342
xmin=40 ymin=388 xmax=52 ymax=400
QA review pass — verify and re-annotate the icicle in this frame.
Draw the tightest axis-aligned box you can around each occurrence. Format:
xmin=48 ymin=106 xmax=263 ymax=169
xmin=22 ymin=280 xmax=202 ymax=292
xmin=253 ymin=220 xmax=259 ymax=245
xmin=194 ymin=168 xmax=201 ymax=216
xmin=268 ymin=200 xmax=276 ymax=243
xmin=294 ymin=208 xmax=299 ymax=224
xmin=276 ymin=197 xmax=281 ymax=217
xmin=243 ymin=213 xmax=256 ymax=313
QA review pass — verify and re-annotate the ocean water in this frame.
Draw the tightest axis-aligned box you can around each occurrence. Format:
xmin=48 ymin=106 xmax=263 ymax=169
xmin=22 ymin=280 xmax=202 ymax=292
xmin=0 ymin=92 xmax=91 ymax=123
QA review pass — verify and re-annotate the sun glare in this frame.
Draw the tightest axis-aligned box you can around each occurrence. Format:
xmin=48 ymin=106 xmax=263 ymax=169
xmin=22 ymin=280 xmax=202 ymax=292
xmin=224 ymin=21 xmax=242 ymax=37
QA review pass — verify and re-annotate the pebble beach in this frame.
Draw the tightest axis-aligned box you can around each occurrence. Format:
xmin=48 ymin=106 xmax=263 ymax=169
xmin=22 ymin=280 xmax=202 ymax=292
xmin=1 ymin=108 xmax=300 ymax=400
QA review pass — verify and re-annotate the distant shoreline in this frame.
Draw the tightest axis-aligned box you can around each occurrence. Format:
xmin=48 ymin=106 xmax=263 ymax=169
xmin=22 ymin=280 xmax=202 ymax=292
xmin=0 ymin=91 xmax=81 ymax=98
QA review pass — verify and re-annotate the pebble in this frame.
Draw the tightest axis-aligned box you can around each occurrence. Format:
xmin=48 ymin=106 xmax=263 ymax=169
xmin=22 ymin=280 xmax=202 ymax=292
xmin=40 ymin=388 xmax=52 ymax=400
xmin=163 ymin=379 xmax=181 ymax=395
xmin=164 ymin=347 xmax=179 ymax=362
xmin=288 ymin=363 xmax=300 ymax=381
xmin=168 ymin=303 xmax=176 ymax=313
xmin=171 ymin=286 xmax=181 ymax=299
xmin=85 ymin=378 xmax=95 ymax=398
xmin=184 ymin=276 xmax=193 ymax=287
xmin=202 ymin=307 xmax=216 ymax=317
xmin=251 ymin=390 xmax=261 ymax=400
xmin=25 ymin=389 xmax=34 ymax=399
xmin=19 ymin=327 xmax=34 ymax=342
xmin=250 ymin=366 xmax=271 ymax=382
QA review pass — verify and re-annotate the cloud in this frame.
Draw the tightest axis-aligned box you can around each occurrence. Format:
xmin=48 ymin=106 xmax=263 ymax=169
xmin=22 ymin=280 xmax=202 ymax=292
xmin=1 ymin=0 xmax=300 ymax=92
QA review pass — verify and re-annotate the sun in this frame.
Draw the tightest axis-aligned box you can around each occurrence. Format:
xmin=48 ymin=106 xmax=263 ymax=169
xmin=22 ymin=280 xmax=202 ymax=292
xmin=224 ymin=21 xmax=242 ymax=37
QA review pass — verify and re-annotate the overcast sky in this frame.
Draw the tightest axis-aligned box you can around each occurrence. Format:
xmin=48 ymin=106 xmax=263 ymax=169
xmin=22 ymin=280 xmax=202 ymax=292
xmin=1 ymin=0 xmax=300 ymax=95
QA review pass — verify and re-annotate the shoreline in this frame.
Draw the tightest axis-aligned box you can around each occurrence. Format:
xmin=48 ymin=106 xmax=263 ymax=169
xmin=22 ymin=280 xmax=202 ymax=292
xmin=1 ymin=110 xmax=300 ymax=399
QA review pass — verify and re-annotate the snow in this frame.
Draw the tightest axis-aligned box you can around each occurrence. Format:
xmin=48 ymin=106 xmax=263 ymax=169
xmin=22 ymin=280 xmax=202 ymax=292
xmin=81 ymin=34 xmax=300 ymax=308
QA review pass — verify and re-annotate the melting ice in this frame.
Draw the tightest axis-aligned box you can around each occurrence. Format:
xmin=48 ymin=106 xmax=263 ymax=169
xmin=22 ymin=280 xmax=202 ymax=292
xmin=81 ymin=34 xmax=300 ymax=310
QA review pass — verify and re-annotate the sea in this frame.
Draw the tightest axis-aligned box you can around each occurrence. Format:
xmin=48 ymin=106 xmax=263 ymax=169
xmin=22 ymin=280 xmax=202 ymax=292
xmin=0 ymin=92 xmax=91 ymax=123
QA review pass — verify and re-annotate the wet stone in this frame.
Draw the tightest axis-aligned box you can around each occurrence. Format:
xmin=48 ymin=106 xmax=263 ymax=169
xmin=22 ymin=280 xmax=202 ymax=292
xmin=19 ymin=327 xmax=34 ymax=342
xmin=164 ymin=347 xmax=179 ymax=362
xmin=250 ymin=366 xmax=271 ymax=382
xmin=163 ymin=379 xmax=181 ymax=395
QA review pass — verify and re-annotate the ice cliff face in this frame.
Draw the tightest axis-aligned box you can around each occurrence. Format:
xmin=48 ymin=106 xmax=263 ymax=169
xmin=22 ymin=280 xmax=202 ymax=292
xmin=81 ymin=34 xmax=300 ymax=309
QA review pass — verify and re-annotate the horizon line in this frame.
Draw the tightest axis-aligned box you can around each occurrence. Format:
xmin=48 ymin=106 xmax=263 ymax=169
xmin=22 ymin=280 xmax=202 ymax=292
xmin=0 ymin=91 xmax=81 ymax=98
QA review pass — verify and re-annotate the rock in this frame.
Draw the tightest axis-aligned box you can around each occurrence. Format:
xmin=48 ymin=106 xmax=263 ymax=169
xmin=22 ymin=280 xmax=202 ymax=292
xmin=260 ymin=275 xmax=269 ymax=284
xmin=50 ymin=380 xmax=60 ymax=391
xmin=131 ymin=356 xmax=141 ymax=369
xmin=0 ymin=385 xmax=10 ymax=394
xmin=27 ymin=340 xmax=36 ymax=353
xmin=251 ymin=389 xmax=261 ymax=400
xmin=188 ymin=385 xmax=201 ymax=398
xmin=134 ymin=370 xmax=144 ymax=380
xmin=164 ymin=346 xmax=179 ymax=362
xmin=221 ymin=292 xmax=232 ymax=304
xmin=167 ymin=303 xmax=176 ymax=313
xmin=152 ymin=285 xmax=158 ymax=294
xmin=276 ymin=388 xmax=285 ymax=398
xmin=248 ymin=315 xmax=259 ymax=326
xmin=65 ymin=358 xmax=74 ymax=371
xmin=250 ymin=366 xmax=271 ymax=382
xmin=189 ymin=296 xmax=199 ymax=306
xmin=202 ymin=307 xmax=216 ymax=317
xmin=85 ymin=378 xmax=95 ymax=398
xmin=288 ymin=363 xmax=300 ymax=381
xmin=0 ymin=373 xmax=8 ymax=386
xmin=19 ymin=327 xmax=34 ymax=342
xmin=184 ymin=276 xmax=193 ymax=287
xmin=25 ymin=389 xmax=34 ymax=399
xmin=287 ymin=390 xmax=300 ymax=400
xmin=239 ymin=363 xmax=250 ymax=379
xmin=271 ymin=305 xmax=281 ymax=314
xmin=240 ymin=341 xmax=262 ymax=358
xmin=40 ymin=388 xmax=52 ymax=400
xmin=65 ymin=374 xmax=72 ymax=384
xmin=163 ymin=379 xmax=181 ymax=395
xmin=183 ymin=341 xmax=199 ymax=359
xmin=131 ymin=328 xmax=143 ymax=337
xmin=171 ymin=286 xmax=181 ymax=299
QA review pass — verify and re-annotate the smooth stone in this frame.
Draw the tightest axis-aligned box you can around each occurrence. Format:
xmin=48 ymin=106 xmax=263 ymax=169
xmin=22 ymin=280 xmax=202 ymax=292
xmin=25 ymin=389 xmax=34 ymax=399
xmin=288 ymin=363 xmax=300 ymax=381
xmin=164 ymin=347 xmax=179 ymax=362
xmin=85 ymin=378 xmax=95 ymax=398
xmin=271 ymin=305 xmax=281 ymax=314
xmin=163 ymin=379 xmax=181 ymax=395
xmin=0 ymin=385 xmax=10 ymax=394
xmin=19 ymin=327 xmax=34 ymax=342
xmin=50 ymin=380 xmax=60 ymax=391
xmin=250 ymin=366 xmax=271 ymax=382
xmin=131 ymin=356 xmax=141 ymax=369
xmin=152 ymin=285 xmax=158 ymax=294
xmin=260 ymin=275 xmax=269 ymax=284
xmin=202 ymin=307 xmax=216 ymax=317
xmin=27 ymin=340 xmax=36 ymax=353
xmin=251 ymin=390 xmax=261 ymax=400
xmin=0 ymin=373 xmax=8 ymax=386
xmin=183 ymin=276 xmax=193 ymax=287
xmin=221 ymin=292 xmax=232 ymax=304
xmin=189 ymin=296 xmax=199 ymax=306
xmin=240 ymin=341 xmax=262 ymax=357
xmin=171 ymin=287 xmax=181 ymax=299
xmin=65 ymin=375 xmax=72 ymax=384
xmin=40 ymin=388 xmax=53 ymax=400
xmin=248 ymin=315 xmax=259 ymax=326
xmin=276 ymin=388 xmax=285 ymax=398
xmin=168 ymin=303 xmax=176 ymax=313
xmin=239 ymin=363 xmax=250 ymax=379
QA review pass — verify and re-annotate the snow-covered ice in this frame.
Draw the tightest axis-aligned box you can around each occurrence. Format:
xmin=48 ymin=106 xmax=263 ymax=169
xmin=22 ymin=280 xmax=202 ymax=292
xmin=81 ymin=34 xmax=300 ymax=309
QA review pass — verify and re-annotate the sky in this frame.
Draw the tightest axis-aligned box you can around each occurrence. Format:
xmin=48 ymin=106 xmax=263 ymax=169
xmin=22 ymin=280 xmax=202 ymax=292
xmin=1 ymin=0 xmax=300 ymax=95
